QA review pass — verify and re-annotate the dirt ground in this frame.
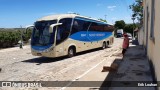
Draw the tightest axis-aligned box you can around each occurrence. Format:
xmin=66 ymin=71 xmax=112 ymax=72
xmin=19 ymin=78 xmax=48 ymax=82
xmin=0 ymin=38 xmax=123 ymax=90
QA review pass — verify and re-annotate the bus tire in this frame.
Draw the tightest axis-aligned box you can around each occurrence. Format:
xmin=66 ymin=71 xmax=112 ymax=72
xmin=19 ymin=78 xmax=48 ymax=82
xmin=68 ymin=47 xmax=75 ymax=57
xmin=106 ymin=41 xmax=109 ymax=48
xmin=102 ymin=42 xmax=106 ymax=49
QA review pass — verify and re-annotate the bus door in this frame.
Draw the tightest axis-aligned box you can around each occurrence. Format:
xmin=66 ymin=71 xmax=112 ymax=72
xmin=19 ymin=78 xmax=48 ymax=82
xmin=55 ymin=18 xmax=72 ymax=56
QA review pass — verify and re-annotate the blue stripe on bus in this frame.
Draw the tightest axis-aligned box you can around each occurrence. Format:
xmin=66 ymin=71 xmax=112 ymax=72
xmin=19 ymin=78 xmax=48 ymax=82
xmin=32 ymin=44 xmax=52 ymax=51
xmin=70 ymin=31 xmax=112 ymax=42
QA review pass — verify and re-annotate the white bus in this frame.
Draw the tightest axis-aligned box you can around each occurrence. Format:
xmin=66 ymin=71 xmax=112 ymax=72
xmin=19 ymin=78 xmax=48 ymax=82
xmin=28 ymin=14 xmax=114 ymax=58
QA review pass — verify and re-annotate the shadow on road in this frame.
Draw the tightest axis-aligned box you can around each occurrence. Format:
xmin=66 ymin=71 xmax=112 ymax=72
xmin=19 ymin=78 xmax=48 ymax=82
xmin=132 ymin=39 xmax=139 ymax=45
xmin=99 ymin=45 xmax=156 ymax=90
xmin=99 ymin=58 xmax=123 ymax=90
xmin=22 ymin=47 xmax=111 ymax=65
xmin=76 ymin=47 xmax=111 ymax=56
xmin=22 ymin=56 xmax=66 ymax=65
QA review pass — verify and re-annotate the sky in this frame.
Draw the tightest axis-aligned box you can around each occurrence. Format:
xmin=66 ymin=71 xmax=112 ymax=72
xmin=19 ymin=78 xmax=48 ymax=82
xmin=0 ymin=0 xmax=136 ymax=28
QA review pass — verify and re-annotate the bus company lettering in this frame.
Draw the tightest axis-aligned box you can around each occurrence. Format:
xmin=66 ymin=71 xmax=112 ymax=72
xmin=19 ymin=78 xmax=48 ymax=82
xmin=81 ymin=34 xmax=105 ymax=37
xmin=96 ymin=34 xmax=105 ymax=36
xmin=81 ymin=34 xmax=87 ymax=37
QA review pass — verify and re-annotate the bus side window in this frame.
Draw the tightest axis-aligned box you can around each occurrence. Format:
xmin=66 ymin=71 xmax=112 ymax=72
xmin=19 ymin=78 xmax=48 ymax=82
xmin=72 ymin=20 xmax=79 ymax=34
xmin=89 ymin=22 xmax=98 ymax=31
xmin=71 ymin=19 xmax=90 ymax=35
xmin=88 ymin=22 xmax=104 ymax=32
xmin=83 ymin=22 xmax=91 ymax=30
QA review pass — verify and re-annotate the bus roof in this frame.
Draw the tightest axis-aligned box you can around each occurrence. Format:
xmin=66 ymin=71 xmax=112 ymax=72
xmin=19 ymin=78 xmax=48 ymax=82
xmin=37 ymin=14 xmax=76 ymax=21
xmin=37 ymin=14 xmax=109 ymax=25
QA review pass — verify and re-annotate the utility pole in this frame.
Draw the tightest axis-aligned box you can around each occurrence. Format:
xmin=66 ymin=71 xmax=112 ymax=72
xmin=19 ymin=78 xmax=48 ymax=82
xmin=131 ymin=17 xmax=135 ymax=40
xmin=104 ymin=15 xmax=107 ymax=21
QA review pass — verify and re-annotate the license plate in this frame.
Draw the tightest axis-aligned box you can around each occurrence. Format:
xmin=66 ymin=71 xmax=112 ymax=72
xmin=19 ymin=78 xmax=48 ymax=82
xmin=37 ymin=53 xmax=42 ymax=56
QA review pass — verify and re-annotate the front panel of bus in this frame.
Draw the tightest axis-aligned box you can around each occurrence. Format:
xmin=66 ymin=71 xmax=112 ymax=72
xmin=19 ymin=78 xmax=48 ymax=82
xmin=31 ymin=18 xmax=72 ymax=57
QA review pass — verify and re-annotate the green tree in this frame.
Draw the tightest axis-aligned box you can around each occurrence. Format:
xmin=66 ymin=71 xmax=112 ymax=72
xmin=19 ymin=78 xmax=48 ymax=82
xmin=114 ymin=20 xmax=126 ymax=29
xmin=113 ymin=20 xmax=126 ymax=36
xmin=129 ymin=0 xmax=143 ymax=23
xmin=124 ymin=24 xmax=131 ymax=34
xmin=124 ymin=24 xmax=136 ymax=35
xmin=67 ymin=12 xmax=80 ymax=15
xmin=98 ymin=18 xmax=107 ymax=23
xmin=23 ymin=29 xmax=32 ymax=42
xmin=0 ymin=28 xmax=32 ymax=48
xmin=0 ymin=30 xmax=21 ymax=48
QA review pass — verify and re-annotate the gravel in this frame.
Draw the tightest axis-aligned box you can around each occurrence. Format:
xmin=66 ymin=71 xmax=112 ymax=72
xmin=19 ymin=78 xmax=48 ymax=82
xmin=0 ymin=38 xmax=123 ymax=90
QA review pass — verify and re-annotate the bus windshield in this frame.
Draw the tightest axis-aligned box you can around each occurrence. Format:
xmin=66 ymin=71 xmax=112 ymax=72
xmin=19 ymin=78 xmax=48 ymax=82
xmin=31 ymin=20 xmax=57 ymax=46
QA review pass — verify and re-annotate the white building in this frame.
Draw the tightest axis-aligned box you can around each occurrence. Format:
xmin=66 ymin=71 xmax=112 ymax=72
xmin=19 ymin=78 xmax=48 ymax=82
xmin=138 ymin=0 xmax=160 ymax=86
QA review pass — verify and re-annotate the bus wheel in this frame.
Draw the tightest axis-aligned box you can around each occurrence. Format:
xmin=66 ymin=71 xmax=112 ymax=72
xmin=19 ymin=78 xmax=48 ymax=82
xmin=106 ymin=41 xmax=109 ymax=48
xmin=68 ymin=48 xmax=75 ymax=57
xmin=102 ymin=42 xmax=106 ymax=49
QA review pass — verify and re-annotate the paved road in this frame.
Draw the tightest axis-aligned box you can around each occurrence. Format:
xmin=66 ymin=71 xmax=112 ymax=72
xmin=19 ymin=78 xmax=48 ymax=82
xmin=0 ymin=38 xmax=123 ymax=90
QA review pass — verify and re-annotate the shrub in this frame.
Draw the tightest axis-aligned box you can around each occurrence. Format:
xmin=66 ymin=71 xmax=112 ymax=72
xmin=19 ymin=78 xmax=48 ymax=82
xmin=0 ymin=28 xmax=32 ymax=48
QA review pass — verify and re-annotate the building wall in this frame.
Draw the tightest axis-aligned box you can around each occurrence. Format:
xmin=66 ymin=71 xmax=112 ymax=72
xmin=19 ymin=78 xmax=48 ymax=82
xmin=143 ymin=0 xmax=160 ymax=82
xmin=152 ymin=0 xmax=160 ymax=81
xmin=138 ymin=28 xmax=144 ymax=45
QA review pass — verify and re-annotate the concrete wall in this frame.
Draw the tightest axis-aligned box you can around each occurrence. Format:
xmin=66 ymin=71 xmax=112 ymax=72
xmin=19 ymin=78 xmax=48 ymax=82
xmin=138 ymin=27 xmax=144 ymax=45
xmin=143 ymin=0 xmax=160 ymax=82
xmin=152 ymin=0 xmax=160 ymax=81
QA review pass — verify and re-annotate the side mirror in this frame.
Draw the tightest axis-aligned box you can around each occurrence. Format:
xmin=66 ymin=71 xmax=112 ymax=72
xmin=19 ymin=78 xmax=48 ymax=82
xmin=49 ymin=23 xmax=62 ymax=33
xmin=25 ymin=25 xmax=34 ymax=34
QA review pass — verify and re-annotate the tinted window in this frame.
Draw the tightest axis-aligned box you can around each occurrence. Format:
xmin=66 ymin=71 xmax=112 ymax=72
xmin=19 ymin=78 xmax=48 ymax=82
xmin=56 ymin=18 xmax=72 ymax=45
xmin=89 ymin=22 xmax=105 ymax=32
xmin=71 ymin=19 xmax=91 ymax=34
xmin=31 ymin=20 xmax=57 ymax=46
xmin=104 ymin=25 xmax=114 ymax=32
